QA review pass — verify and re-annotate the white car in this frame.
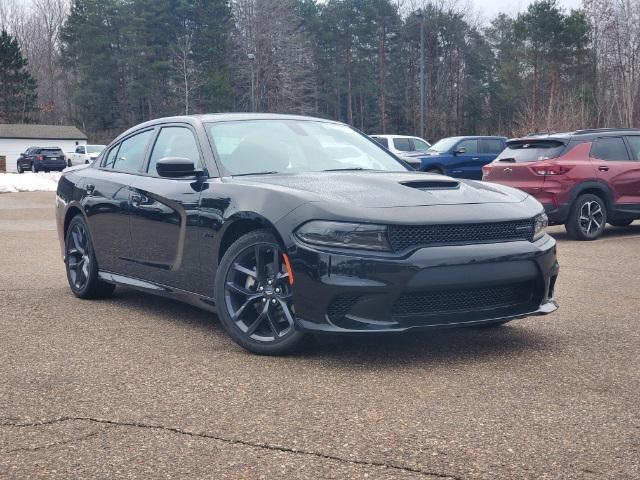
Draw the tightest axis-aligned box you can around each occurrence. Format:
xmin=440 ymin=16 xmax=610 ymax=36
xmin=370 ymin=135 xmax=431 ymax=156
xmin=67 ymin=144 xmax=106 ymax=166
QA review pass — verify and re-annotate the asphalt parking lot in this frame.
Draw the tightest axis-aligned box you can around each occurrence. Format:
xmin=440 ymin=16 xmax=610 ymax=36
xmin=1 ymin=191 xmax=638 ymax=479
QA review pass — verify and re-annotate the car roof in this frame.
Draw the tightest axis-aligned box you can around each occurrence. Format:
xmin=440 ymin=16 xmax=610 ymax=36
xmin=436 ymin=136 xmax=507 ymax=141
xmin=509 ymin=128 xmax=640 ymax=143
xmin=370 ymin=134 xmax=421 ymax=139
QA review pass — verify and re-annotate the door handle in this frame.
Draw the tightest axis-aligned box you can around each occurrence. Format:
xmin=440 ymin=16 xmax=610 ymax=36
xmin=472 ymin=157 xmax=480 ymax=161
xmin=85 ymin=184 xmax=95 ymax=194
xmin=598 ymin=166 xmax=610 ymax=172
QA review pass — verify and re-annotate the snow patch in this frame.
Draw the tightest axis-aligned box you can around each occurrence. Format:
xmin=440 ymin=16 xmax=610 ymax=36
xmin=0 ymin=172 xmax=62 ymax=193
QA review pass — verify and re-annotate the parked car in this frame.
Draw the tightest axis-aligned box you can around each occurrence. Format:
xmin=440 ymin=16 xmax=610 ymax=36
xmin=67 ymin=144 xmax=107 ymax=167
xmin=56 ymin=113 xmax=558 ymax=355
xmin=17 ymin=146 xmax=67 ymax=173
xmin=370 ymin=135 xmax=431 ymax=156
xmin=405 ymin=136 xmax=507 ymax=178
xmin=482 ymin=128 xmax=640 ymax=240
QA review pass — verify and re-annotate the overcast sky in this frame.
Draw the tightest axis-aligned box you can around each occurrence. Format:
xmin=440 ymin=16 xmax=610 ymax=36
xmin=466 ymin=0 xmax=583 ymax=21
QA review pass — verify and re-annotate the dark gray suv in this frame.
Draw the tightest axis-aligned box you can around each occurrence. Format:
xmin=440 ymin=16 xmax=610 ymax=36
xmin=17 ymin=147 xmax=67 ymax=173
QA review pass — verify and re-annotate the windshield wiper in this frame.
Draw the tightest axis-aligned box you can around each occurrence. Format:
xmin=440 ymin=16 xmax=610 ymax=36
xmin=231 ymin=171 xmax=280 ymax=177
xmin=322 ymin=167 xmax=373 ymax=172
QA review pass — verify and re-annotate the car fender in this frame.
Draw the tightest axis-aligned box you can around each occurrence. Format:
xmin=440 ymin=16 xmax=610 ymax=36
xmin=567 ymin=180 xmax=614 ymax=209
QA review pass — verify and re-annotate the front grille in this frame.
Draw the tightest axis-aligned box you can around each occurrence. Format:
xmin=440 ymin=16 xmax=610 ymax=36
xmin=327 ymin=294 xmax=361 ymax=322
xmin=388 ymin=219 xmax=535 ymax=251
xmin=392 ymin=282 xmax=533 ymax=317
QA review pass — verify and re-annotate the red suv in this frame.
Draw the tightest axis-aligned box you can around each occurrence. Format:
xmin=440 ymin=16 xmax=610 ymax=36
xmin=482 ymin=128 xmax=640 ymax=240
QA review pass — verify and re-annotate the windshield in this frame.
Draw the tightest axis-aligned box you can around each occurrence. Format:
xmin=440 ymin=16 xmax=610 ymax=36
xmin=86 ymin=145 xmax=106 ymax=154
xmin=428 ymin=137 xmax=459 ymax=153
xmin=207 ymin=120 xmax=406 ymax=175
xmin=496 ymin=140 xmax=567 ymax=163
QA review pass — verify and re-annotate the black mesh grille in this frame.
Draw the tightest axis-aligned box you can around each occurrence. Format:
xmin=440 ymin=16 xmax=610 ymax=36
xmin=387 ymin=219 xmax=535 ymax=251
xmin=327 ymin=294 xmax=361 ymax=322
xmin=392 ymin=282 xmax=533 ymax=317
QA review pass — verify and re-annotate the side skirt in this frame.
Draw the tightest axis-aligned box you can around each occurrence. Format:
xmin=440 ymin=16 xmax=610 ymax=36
xmin=98 ymin=271 xmax=217 ymax=313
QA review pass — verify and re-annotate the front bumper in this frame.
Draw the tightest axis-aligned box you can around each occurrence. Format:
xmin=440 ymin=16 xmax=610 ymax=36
xmin=287 ymin=235 xmax=558 ymax=333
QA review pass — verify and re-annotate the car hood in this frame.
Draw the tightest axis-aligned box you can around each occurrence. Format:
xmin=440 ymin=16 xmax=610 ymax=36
xmin=226 ymin=171 xmax=527 ymax=208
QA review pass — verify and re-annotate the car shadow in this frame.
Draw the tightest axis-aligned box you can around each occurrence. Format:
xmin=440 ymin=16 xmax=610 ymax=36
xmin=549 ymin=222 xmax=640 ymax=242
xmin=107 ymin=287 xmax=556 ymax=367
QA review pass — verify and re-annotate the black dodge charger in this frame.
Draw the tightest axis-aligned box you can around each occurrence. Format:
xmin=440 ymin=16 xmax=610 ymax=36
xmin=55 ymin=114 xmax=558 ymax=354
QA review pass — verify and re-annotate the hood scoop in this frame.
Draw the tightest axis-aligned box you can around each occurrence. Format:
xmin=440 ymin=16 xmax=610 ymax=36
xmin=401 ymin=180 xmax=460 ymax=191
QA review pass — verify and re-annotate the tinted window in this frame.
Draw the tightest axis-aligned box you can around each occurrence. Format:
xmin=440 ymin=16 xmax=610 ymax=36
xmin=76 ymin=146 xmax=84 ymax=153
xmin=103 ymin=144 xmax=120 ymax=168
xmin=413 ymin=138 xmax=430 ymax=151
xmin=591 ymin=137 xmax=629 ymax=161
xmin=148 ymin=127 xmax=200 ymax=174
xmin=456 ymin=139 xmax=478 ymax=154
xmin=372 ymin=137 xmax=389 ymax=149
xmin=393 ymin=138 xmax=412 ymax=152
xmin=496 ymin=140 xmax=566 ymax=163
xmin=41 ymin=149 xmax=63 ymax=156
xmin=111 ymin=130 xmax=153 ymax=172
xmin=624 ymin=136 xmax=640 ymax=160
xmin=479 ymin=139 xmax=504 ymax=154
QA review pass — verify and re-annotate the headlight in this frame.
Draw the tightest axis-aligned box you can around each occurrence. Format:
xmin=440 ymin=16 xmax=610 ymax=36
xmin=533 ymin=213 xmax=548 ymax=241
xmin=295 ymin=221 xmax=391 ymax=251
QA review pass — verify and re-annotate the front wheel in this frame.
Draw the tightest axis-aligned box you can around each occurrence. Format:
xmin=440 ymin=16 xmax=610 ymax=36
xmin=65 ymin=215 xmax=115 ymax=299
xmin=17 ymin=163 xmax=23 ymax=174
xmin=215 ymin=230 xmax=308 ymax=355
xmin=565 ymin=194 xmax=607 ymax=240
xmin=31 ymin=163 xmax=37 ymax=173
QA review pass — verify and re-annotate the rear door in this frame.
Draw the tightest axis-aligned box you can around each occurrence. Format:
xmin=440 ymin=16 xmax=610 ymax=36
xmin=591 ymin=136 xmax=640 ymax=206
xmin=127 ymin=124 xmax=205 ymax=293
xmin=85 ymin=129 xmax=155 ymax=275
xmin=449 ymin=138 xmax=479 ymax=179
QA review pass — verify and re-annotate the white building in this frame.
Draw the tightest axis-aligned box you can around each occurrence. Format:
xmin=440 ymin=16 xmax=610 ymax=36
xmin=0 ymin=124 xmax=88 ymax=173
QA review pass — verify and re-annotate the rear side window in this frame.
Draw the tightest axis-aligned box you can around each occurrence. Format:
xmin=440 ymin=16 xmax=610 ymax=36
xmin=625 ymin=136 xmax=640 ymax=160
xmin=591 ymin=137 xmax=630 ymax=161
xmin=111 ymin=130 xmax=153 ymax=172
xmin=496 ymin=140 xmax=566 ymax=163
xmin=479 ymin=139 xmax=504 ymax=154
xmin=393 ymin=138 xmax=412 ymax=152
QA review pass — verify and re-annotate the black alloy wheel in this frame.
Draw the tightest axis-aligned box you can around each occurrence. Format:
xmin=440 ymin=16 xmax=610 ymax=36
xmin=65 ymin=215 xmax=115 ymax=299
xmin=31 ymin=162 xmax=37 ymax=173
xmin=215 ymin=230 xmax=308 ymax=354
xmin=566 ymin=194 xmax=607 ymax=240
xmin=17 ymin=163 xmax=23 ymax=174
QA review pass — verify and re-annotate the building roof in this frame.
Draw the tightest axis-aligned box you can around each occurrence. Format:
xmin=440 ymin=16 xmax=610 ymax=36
xmin=0 ymin=124 xmax=88 ymax=140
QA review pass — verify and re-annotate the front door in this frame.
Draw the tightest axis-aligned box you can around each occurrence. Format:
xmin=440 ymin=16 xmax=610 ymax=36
xmin=127 ymin=125 xmax=205 ymax=293
xmin=450 ymin=139 xmax=479 ymax=179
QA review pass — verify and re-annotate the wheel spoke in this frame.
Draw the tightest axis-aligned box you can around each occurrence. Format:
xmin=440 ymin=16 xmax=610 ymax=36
xmin=266 ymin=311 xmax=281 ymax=338
xmin=226 ymin=281 xmax=254 ymax=298
xmin=272 ymin=248 xmax=281 ymax=274
xmin=232 ymin=295 xmax=261 ymax=321
xmin=278 ymin=299 xmax=295 ymax=328
xmin=71 ymin=229 xmax=85 ymax=255
xmin=254 ymin=246 xmax=265 ymax=282
xmin=232 ymin=263 xmax=257 ymax=279
xmin=246 ymin=303 xmax=269 ymax=336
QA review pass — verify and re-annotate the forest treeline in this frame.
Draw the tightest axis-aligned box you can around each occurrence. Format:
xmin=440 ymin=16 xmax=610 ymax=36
xmin=0 ymin=0 xmax=639 ymax=143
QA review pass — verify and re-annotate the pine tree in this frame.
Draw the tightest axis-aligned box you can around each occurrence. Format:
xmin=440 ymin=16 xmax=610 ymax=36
xmin=0 ymin=30 xmax=38 ymax=123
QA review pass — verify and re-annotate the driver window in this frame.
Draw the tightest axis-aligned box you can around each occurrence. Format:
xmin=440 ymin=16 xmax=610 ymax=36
xmin=456 ymin=139 xmax=478 ymax=154
xmin=148 ymin=126 xmax=200 ymax=174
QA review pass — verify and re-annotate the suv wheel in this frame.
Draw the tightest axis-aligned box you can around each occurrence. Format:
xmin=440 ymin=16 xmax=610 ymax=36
xmin=67 ymin=159 xmax=72 ymax=167
xmin=609 ymin=219 xmax=633 ymax=227
xmin=65 ymin=215 xmax=115 ymax=299
xmin=31 ymin=163 xmax=37 ymax=173
xmin=215 ymin=230 xmax=308 ymax=355
xmin=17 ymin=163 xmax=23 ymax=174
xmin=565 ymin=194 xmax=607 ymax=240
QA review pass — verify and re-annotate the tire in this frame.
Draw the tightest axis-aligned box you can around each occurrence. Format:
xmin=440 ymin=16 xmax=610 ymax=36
xmin=31 ymin=163 xmax=38 ymax=173
xmin=17 ymin=163 xmax=23 ymax=174
xmin=609 ymin=219 xmax=633 ymax=227
xmin=214 ymin=230 xmax=308 ymax=355
xmin=64 ymin=215 xmax=115 ymax=299
xmin=67 ymin=159 xmax=72 ymax=167
xmin=565 ymin=194 xmax=607 ymax=240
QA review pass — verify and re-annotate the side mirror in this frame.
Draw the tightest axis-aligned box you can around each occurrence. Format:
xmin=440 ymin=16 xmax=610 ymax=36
xmin=453 ymin=147 xmax=466 ymax=155
xmin=156 ymin=157 xmax=197 ymax=177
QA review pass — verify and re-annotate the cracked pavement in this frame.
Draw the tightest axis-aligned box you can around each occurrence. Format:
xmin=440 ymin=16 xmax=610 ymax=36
xmin=1 ymin=191 xmax=639 ymax=479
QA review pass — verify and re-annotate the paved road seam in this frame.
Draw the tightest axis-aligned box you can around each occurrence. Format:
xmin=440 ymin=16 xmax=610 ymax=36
xmin=1 ymin=416 xmax=463 ymax=479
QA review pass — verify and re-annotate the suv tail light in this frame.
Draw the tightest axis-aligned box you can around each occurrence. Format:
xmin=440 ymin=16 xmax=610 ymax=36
xmin=530 ymin=163 xmax=573 ymax=176
xmin=482 ymin=164 xmax=492 ymax=178
xmin=37 ymin=155 xmax=44 ymax=161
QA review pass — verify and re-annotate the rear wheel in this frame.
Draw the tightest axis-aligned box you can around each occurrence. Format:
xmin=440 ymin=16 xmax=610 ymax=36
xmin=609 ymin=219 xmax=633 ymax=227
xmin=31 ymin=163 xmax=37 ymax=173
xmin=67 ymin=159 xmax=72 ymax=167
xmin=215 ymin=230 xmax=308 ymax=355
xmin=65 ymin=215 xmax=115 ymax=299
xmin=565 ymin=194 xmax=607 ymax=240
